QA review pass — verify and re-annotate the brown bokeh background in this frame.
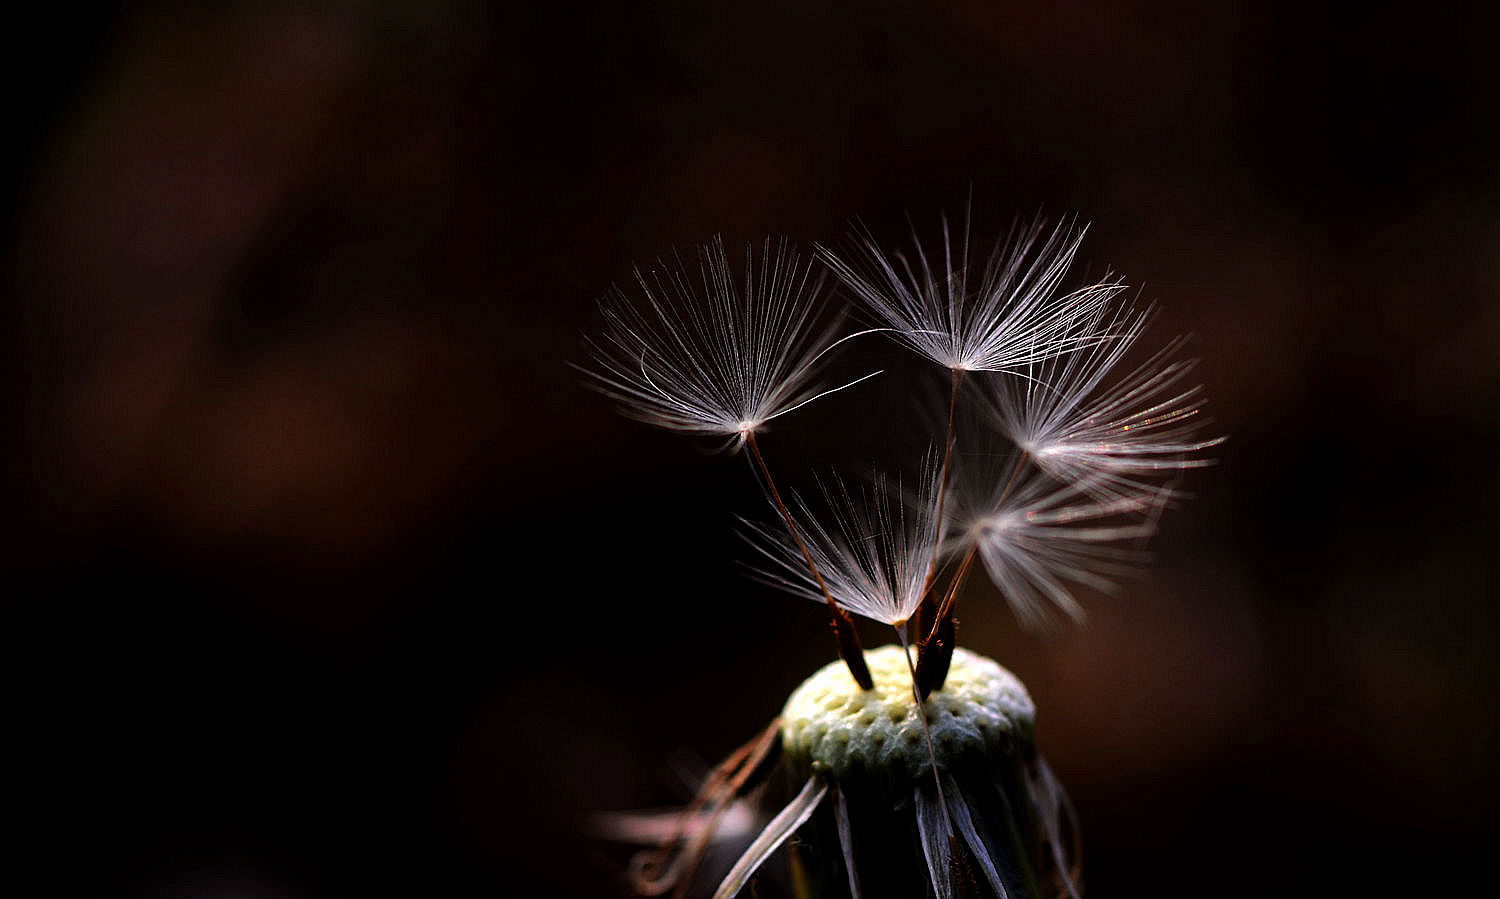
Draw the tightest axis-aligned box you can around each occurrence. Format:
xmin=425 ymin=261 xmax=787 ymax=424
xmin=4 ymin=2 xmax=1496 ymax=897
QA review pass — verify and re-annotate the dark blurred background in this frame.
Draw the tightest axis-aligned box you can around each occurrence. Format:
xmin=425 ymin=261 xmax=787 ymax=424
xmin=3 ymin=1 xmax=1496 ymax=896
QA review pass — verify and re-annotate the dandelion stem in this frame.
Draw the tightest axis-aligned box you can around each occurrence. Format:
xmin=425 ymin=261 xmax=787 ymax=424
xmin=747 ymin=432 xmax=874 ymax=690
xmin=915 ymin=367 xmax=964 ymax=637
xmin=914 ymin=368 xmax=963 ymax=697
xmin=919 ymin=451 xmax=1032 ymax=695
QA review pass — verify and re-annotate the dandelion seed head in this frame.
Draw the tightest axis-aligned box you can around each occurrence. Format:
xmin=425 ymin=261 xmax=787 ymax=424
xmin=976 ymin=300 xmax=1225 ymax=508
xmin=590 ymin=210 xmax=1211 ymax=899
xmin=742 ymin=462 xmax=947 ymax=627
xmin=577 ymin=236 xmax=866 ymax=450
xmin=819 ymin=213 xmax=1119 ymax=374
xmin=953 ymin=457 xmax=1163 ymax=628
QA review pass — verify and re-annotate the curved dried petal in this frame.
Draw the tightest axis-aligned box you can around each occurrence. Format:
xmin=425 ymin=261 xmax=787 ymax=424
xmin=914 ymin=785 xmax=956 ymax=899
xmin=710 ymin=776 xmax=828 ymax=899
xmin=832 ymin=784 xmax=863 ymax=899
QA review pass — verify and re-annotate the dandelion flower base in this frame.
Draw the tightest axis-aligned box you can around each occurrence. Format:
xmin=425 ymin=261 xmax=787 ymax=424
xmin=764 ymin=647 xmax=1077 ymax=898
xmin=782 ymin=645 xmax=1035 ymax=786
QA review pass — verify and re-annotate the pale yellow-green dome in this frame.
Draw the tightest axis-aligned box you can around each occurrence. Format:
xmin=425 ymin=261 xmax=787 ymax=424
xmin=780 ymin=645 xmax=1035 ymax=785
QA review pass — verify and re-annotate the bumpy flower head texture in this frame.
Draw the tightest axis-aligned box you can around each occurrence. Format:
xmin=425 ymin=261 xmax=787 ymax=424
xmin=710 ymin=647 xmax=1078 ymax=899
xmin=819 ymin=214 xmax=1122 ymax=374
xmin=580 ymin=237 xmax=869 ymax=451
xmin=976 ymin=299 xmax=1225 ymax=509
xmin=743 ymin=464 xmax=946 ymax=628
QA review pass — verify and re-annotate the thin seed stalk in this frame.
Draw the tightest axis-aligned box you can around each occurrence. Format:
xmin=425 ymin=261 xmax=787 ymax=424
xmin=913 ymin=368 xmax=964 ymax=638
xmin=919 ymin=450 xmax=1029 ymax=696
xmin=747 ymin=432 xmax=874 ymax=690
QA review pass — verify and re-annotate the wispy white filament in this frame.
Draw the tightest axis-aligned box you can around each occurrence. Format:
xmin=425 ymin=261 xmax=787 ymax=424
xmin=818 ymin=214 xmax=1120 ymax=373
xmin=954 ymin=462 xmax=1164 ymax=627
xmin=978 ymin=300 xmax=1224 ymax=507
xmin=743 ymin=464 xmax=946 ymax=626
xmin=579 ymin=236 xmax=872 ymax=450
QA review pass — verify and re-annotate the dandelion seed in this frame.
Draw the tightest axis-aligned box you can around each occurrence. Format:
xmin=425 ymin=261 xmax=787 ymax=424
xmin=742 ymin=463 xmax=947 ymax=629
xmin=577 ymin=234 xmax=884 ymax=688
xmin=578 ymin=236 xmax=875 ymax=451
xmin=975 ymin=301 xmax=1225 ymax=508
xmin=818 ymin=213 xmax=1118 ymax=374
xmin=952 ymin=461 xmax=1165 ymax=628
